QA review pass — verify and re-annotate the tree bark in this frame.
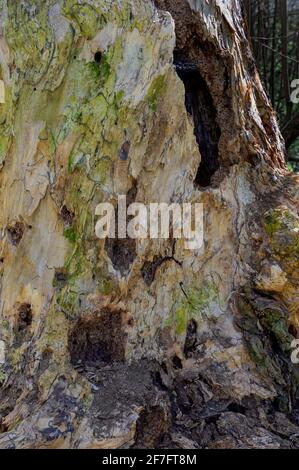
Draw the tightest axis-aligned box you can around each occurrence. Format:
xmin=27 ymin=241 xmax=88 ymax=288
xmin=0 ymin=0 xmax=298 ymax=449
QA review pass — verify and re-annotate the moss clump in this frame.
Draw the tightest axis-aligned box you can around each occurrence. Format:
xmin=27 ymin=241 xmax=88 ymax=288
xmin=88 ymin=156 xmax=112 ymax=186
xmin=175 ymin=306 xmax=188 ymax=335
xmin=246 ymin=334 xmax=284 ymax=385
xmin=264 ymin=210 xmax=283 ymax=237
xmin=85 ymin=53 xmax=112 ymax=86
xmin=145 ymin=75 xmax=167 ymax=112
xmin=5 ymin=3 xmax=133 ymax=322
xmin=259 ymin=308 xmax=293 ymax=354
xmin=57 ymin=37 xmax=123 ymax=176
xmin=264 ymin=207 xmax=299 ymax=260
xmin=97 ymin=278 xmax=114 ymax=296
xmin=235 ymin=291 xmax=293 ymax=385
xmin=247 ymin=336 xmax=267 ymax=366
xmin=5 ymin=2 xmax=52 ymax=84
xmin=0 ymin=81 xmax=14 ymax=167
xmin=56 ymin=286 xmax=80 ymax=318
xmin=63 ymin=227 xmax=79 ymax=244
xmin=62 ymin=2 xmax=106 ymax=39
xmin=166 ymin=283 xmax=218 ymax=335
xmin=0 ymin=135 xmax=11 ymax=167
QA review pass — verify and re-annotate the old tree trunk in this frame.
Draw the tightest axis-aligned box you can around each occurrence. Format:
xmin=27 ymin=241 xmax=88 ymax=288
xmin=0 ymin=0 xmax=299 ymax=449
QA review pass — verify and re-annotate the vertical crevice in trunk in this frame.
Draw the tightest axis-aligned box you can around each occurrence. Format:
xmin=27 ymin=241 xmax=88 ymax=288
xmin=175 ymin=57 xmax=221 ymax=187
xmin=154 ymin=0 xmax=225 ymax=187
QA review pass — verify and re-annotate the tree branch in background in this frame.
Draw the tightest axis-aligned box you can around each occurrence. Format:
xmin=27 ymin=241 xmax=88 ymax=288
xmin=280 ymin=0 xmax=292 ymax=126
xmin=244 ymin=0 xmax=299 ymax=167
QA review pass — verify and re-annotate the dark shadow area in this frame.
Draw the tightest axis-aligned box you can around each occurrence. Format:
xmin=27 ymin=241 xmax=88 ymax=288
xmin=134 ymin=405 xmax=170 ymax=448
xmin=69 ymin=309 xmax=126 ymax=366
xmin=105 ymin=183 xmax=137 ymax=275
xmin=7 ymin=221 xmax=24 ymax=246
xmin=175 ymin=58 xmax=221 ymax=187
xmin=17 ymin=303 xmax=32 ymax=331
xmin=184 ymin=319 xmax=198 ymax=358
xmin=94 ymin=51 xmax=102 ymax=64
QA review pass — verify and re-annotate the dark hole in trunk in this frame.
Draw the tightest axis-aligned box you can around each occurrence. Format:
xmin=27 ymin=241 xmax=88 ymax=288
xmin=94 ymin=51 xmax=102 ymax=64
xmin=54 ymin=269 xmax=68 ymax=285
xmin=174 ymin=57 xmax=221 ymax=187
xmin=105 ymin=237 xmax=136 ymax=276
xmin=184 ymin=319 xmax=198 ymax=358
xmin=7 ymin=222 xmax=24 ymax=246
xmin=59 ymin=205 xmax=74 ymax=226
xmin=172 ymin=355 xmax=183 ymax=370
xmin=69 ymin=309 xmax=126 ymax=366
xmin=288 ymin=324 xmax=297 ymax=338
xmin=105 ymin=183 xmax=137 ymax=276
xmin=17 ymin=303 xmax=32 ymax=331
xmin=227 ymin=402 xmax=247 ymax=414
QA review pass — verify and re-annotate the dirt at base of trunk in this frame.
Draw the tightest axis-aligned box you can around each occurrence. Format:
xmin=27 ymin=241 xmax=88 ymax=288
xmin=73 ymin=359 xmax=299 ymax=449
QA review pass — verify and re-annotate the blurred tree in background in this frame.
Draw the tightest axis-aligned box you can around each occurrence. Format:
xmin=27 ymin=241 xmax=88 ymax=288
xmin=243 ymin=0 xmax=299 ymax=170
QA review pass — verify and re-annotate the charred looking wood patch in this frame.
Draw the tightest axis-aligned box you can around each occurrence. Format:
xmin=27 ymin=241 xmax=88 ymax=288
xmin=105 ymin=183 xmax=137 ymax=275
xmin=105 ymin=238 xmax=136 ymax=276
xmin=6 ymin=221 xmax=25 ymax=246
xmin=12 ymin=302 xmax=33 ymax=347
xmin=94 ymin=50 xmax=102 ymax=64
xmin=119 ymin=140 xmax=130 ymax=161
xmin=59 ymin=205 xmax=74 ymax=226
xmin=134 ymin=405 xmax=170 ymax=448
xmin=141 ymin=241 xmax=181 ymax=286
xmin=184 ymin=319 xmax=198 ymax=358
xmin=37 ymin=348 xmax=53 ymax=375
xmin=68 ymin=309 xmax=127 ymax=366
xmin=172 ymin=355 xmax=183 ymax=370
xmin=16 ymin=303 xmax=32 ymax=332
xmin=141 ymin=256 xmax=170 ymax=286
xmin=53 ymin=269 xmax=68 ymax=286
xmin=175 ymin=59 xmax=221 ymax=187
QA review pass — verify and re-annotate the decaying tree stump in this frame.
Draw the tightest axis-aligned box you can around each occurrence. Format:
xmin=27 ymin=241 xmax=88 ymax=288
xmin=0 ymin=0 xmax=298 ymax=448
